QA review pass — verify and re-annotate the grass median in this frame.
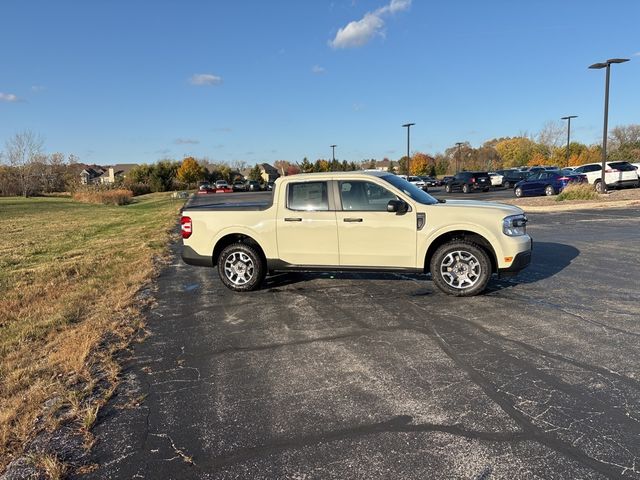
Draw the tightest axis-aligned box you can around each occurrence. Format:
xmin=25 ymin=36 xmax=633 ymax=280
xmin=0 ymin=193 xmax=183 ymax=471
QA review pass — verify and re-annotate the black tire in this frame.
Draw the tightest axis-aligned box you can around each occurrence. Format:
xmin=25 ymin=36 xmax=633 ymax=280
xmin=445 ymin=184 xmax=451 ymax=193
xmin=594 ymin=180 xmax=604 ymax=194
xmin=430 ymin=241 xmax=492 ymax=296
xmin=483 ymin=187 xmax=490 ymax=192
xmin=544 ymin=185 xmax=555 ymax=196
xmin=515 ymin=186 xmax=523 ymax=198
xmin=504 ymin=180 xmax=511 ymax=189
xmin=462 ymin=184 xmax=470 ymax=194
xmin=217 ymin=243 xmax=265 ymax=292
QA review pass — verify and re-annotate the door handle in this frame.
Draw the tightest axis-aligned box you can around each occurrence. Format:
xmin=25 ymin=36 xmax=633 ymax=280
xmin=343 ymin=218 xmax=363 ymax=222
xmin=284 ymin=217 xmax=302 ymax=222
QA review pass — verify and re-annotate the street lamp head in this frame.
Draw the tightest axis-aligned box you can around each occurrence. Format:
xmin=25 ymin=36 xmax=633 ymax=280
xmin=402 ymin=123 xmax=415 ymax=128
xmin=330 ymin=144 xmax=336 ymax=148
xmin=590 ymin=58 xmax=630 ymax=69
xmin=561 ymin=115 xmax=578 ymax=120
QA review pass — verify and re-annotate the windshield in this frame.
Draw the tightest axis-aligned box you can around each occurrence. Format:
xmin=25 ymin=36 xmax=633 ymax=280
xmin=380 ymin=174 xmax=438 ymax=205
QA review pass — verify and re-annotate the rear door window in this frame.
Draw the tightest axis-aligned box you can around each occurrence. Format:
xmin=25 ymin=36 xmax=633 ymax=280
xmin=287 ymin=182 xmax=329 ymax=211
xmin=609 ymin=162 xmax=635 ymax=171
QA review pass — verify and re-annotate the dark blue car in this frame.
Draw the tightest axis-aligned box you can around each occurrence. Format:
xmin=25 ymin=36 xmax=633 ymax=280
xmin=514 ymin=171 xmax=587 ymax=197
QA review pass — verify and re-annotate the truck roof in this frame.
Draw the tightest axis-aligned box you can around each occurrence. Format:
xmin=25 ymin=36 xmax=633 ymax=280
xmin=278 ymin=170 xmax=390 ymax=182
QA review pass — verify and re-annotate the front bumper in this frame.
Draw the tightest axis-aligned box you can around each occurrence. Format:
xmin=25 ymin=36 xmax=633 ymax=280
xmin=498 ymin=240 xmax=532 ymax=277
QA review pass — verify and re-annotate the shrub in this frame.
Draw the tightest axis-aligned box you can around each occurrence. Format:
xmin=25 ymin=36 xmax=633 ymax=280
xmin=73 ymin=189 xmax=133 ymax=205
xmin=556 ymin=183 xmax=598 ymax=202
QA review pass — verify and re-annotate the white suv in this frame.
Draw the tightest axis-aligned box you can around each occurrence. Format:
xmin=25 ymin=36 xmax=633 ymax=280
xmin=572 ymin=161 xmax=639 ymax=193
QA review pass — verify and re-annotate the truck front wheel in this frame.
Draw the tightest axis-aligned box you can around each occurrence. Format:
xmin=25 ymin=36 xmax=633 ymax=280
xmin=217 ymin=243 xmax=265 ymax=292
xmin=430 ymin=241 xmax=491 ymax=296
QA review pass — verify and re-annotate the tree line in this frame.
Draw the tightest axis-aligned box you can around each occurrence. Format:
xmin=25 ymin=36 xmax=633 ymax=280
xmin=2 ymin=124 xmax=639 ymax=197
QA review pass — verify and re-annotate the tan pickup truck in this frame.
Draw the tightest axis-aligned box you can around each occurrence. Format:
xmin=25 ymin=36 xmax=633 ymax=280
xmin=181 ymin=171 xmax=532 ymax=296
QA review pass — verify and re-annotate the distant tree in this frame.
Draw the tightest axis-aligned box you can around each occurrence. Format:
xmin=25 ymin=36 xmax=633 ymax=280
xmin=248 ymin=164 xmax=262 ymax=181
xmin=387 ymin=160 xmax=395 ymax=173
xmin=313 ymin=159 xmax=330 ymax=172
xmin=176 ymin=157 xmax=205 ymax=187
xmin=410 ymin=152 xmax=431 ymax=175
xmin=299 ymin=157 xmax=313 ymax=173
xmin=397 ymin=156 xmax=409 ymax=175
xmin=537 ymin=120 xmax=565 ymax=150
xmin=286 ymin=164 xmax=300 ymax=175
xmin=341 ymin=160 xmax=350 ymax=171
xmin=608 ymin=124 xmax=640 ymax=151
xmin=329 ymin=159 xmax=341 ymax=171
xmin=3 ymin=130 xmax=45 ymax=197
xmin=273 ymin=160 xmax=290 ymax=176
xmin=494 ymin=137 xmax=538 ymax=168
xmin=428 ymin=164 xmax=436 ymax=177
xmin=367 ymin=159 xmax=376 ymax=169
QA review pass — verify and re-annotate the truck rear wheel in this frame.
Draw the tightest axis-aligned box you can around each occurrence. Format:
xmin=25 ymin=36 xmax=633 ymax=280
xmin=217 ymin=243 xmax=265 ymax=292
xmin=430 ymin=241 xmax=491 ymax=296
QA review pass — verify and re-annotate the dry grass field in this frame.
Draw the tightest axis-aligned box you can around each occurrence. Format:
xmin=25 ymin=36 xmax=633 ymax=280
xmin=0 ymin=193 xmax=183 ymax=471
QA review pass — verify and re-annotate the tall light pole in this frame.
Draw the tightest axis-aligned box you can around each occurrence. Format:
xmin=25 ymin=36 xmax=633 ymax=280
xmin=402 ymin=123 xmax=415 ymax=174
xmin=561 ymin=115 xmax=577 ymax=165
xmin=589 ymin=58 xmax=629 ymax=193
xmin=330 ymin=144 xmax=337 ymax=162
xmin=455 ymin=142 xmax=464 ymax=173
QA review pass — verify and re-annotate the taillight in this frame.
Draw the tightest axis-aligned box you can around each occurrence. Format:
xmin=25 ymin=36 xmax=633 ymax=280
xmin=471 ymin=177 xmax=476 ymax=183
xmin=558 ymin=176 xmax=570 ymax=182
xmin=181 ymin=216 xmax=192 ymax=239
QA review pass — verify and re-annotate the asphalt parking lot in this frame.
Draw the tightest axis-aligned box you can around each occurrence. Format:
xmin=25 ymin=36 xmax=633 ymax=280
xmin=79 ymin=195 xmax=640 ymax=480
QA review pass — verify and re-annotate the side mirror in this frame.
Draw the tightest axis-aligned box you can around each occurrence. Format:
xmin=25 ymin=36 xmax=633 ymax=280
xmin=387 ymin=199 xmax=407 ymax=213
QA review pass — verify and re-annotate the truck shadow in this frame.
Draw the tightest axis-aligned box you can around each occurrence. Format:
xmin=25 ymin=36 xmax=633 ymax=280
xmin=264 ymin=242 xmax=579 ymax=295
xmin=487 ymin=241 xmax=580 ymax=292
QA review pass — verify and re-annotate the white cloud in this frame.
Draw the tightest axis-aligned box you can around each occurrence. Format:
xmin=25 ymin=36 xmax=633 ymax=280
xmin=174 ymin=138 xmax=200 ymax=145
xmin=189 ymin=73 xmax=223 ymax=86
xmin=312 ymin=65 xmax=326 ymax=74
xmin=633 ymin=52 xmax=640 ymax=57
xmin=329 ymin=0 xmax=411 ymax=49
xmin=0 ymin=92 xmax=20 ymax=102
xmin=31 ymin=85 xmax=46 ymax=92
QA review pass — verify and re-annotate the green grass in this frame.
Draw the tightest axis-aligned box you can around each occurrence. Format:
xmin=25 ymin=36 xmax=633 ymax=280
xmin=0 ymin=193 xmax=184 ymax=469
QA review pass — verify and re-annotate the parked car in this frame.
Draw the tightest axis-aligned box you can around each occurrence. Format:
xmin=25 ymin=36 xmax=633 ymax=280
xmin=631 ymin=163 xmax=640 ymax=179
xmin=245 ymin=180 xmax=262 ymax=191
xmin=444 ymin=172 xmax=491 ymax=193
xmin=213 ymin=180 xmax=233 ymax=193
xmin=497 ymin=169 xmax=528 ymax=189
xmin=513 ymin=171 xmax=587 ymax=197
xmin=232 ymin=180 xmax=246 ymax=192
xmin=406 ymin=175 xmax=427 ymax=191
xmin=572 ymin=161 xmax=639 ymax=192
xmin=197 ymin=182 xmax=215 ymax=194
xmin=418 ymin=176 xmax=439 ymax=187
xmin=266 ymin=181 xmax=275 ymax=191
xmin=488 ymin=172 xmax=503 ymax=187
xmin=440 ymin=176 xmax=454 ymax=186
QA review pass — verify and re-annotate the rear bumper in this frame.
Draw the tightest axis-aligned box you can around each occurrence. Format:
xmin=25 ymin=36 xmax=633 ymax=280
xmin=182 ymin=245 xmax=213 ymax=267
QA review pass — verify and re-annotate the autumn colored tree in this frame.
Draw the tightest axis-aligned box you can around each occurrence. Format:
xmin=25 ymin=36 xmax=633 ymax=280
xmin=494 ymin=137 xmax=538 ymax=168
xmin=273 ymin=160 xmax=290 ymax=176
xmin=410 ymin=152 xmax=433 ymax=175
xmin=314 ymin=159 xmax=330 ymax=172
xmin=286 ymin=164 xmax=301 ymax=175
xmin=176 ymin=157 xmax=205 ymax=187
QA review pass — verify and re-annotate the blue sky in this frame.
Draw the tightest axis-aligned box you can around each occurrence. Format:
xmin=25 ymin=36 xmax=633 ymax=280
xmin=1 ymin=0 xmax=638 ymax=166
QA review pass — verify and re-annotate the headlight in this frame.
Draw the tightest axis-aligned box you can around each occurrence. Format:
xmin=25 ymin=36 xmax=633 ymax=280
xmin=503 ymin=214 xmax=527 ymax=236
